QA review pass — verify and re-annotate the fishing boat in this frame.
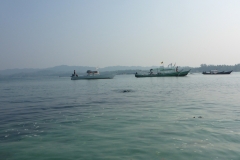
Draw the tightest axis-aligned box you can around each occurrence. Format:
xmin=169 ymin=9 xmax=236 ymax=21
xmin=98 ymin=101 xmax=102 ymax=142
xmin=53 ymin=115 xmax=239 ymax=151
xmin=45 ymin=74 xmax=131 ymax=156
xmin=135 ymin=66 xmax=190 ymax=78
xmin=71 ymin=70 xmax=115 ymax=80
xmin=202 ymin=70 xmax=232 ymax=75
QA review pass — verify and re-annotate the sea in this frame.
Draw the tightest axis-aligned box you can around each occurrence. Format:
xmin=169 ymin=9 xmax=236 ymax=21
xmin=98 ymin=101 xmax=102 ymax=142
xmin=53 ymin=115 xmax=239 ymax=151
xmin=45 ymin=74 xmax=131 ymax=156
xmin=1 ymin=73 xmax=240 ymax=160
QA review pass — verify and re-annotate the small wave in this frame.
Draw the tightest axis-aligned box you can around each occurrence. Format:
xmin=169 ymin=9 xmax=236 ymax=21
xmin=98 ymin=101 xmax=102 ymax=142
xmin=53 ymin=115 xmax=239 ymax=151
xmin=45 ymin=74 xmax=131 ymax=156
xmin=51 ymin=105 xmax=77 ymax=110
xmin=112 ymin=89 xmax=135 ymax=93
xmin=116 ymin=89 xmax=135 ymax=93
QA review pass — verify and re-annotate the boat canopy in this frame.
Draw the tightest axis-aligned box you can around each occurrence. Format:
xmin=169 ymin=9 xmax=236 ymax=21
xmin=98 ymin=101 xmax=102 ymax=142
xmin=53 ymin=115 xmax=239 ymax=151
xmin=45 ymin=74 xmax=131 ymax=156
xmin=210 ymin=70 xmax=218 ymax=74
xmin=86 ymin=70 xmax=99 ymax=74
xmin=151 ymin=66 xmax=176 ymax=72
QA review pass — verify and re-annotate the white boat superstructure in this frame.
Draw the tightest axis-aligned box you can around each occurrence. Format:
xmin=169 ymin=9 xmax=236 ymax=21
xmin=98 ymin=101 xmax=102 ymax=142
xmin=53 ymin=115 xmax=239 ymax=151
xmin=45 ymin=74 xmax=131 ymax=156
xmin=71 ymin=70 xmax=115 ymax=80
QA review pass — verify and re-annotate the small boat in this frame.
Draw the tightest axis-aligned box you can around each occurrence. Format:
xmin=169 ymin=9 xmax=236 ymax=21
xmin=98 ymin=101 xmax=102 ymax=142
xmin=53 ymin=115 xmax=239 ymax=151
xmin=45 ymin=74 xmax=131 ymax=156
xmin=71 ymin=70 xmax=115 ymax=80
xmin=202 ymin=70 xmax=232 ymax=75
xmin=135 ymin=66 xmax=190 ymax=78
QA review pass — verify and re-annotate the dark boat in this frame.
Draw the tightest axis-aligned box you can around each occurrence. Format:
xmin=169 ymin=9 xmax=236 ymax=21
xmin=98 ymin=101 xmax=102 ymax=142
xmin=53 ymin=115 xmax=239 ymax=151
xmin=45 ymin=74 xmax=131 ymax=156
xmin=202 ymin=70 xmax=232 ymax=75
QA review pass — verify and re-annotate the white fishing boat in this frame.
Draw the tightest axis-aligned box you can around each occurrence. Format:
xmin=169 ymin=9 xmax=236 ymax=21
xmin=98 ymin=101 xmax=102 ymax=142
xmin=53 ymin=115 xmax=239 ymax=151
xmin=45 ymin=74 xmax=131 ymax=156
xmin=71 ymin=70 xmax=115 ymax=80
xmin=135 ymin=65 xmax=190 ymax=78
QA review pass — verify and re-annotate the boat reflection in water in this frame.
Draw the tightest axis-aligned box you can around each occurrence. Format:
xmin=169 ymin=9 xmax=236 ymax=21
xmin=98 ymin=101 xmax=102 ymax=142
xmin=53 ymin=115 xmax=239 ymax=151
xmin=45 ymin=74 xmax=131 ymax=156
xmin=71 ymin=70 xmax=115 ymax=80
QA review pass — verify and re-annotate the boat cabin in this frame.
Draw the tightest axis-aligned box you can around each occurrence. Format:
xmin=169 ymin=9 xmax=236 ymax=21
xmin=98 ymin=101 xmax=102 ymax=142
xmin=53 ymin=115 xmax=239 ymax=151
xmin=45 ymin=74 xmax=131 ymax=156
xmin=210 ymin=70 xmax=218 ymax=74
xmin=86 ymin=70 xmax=99 ymax=75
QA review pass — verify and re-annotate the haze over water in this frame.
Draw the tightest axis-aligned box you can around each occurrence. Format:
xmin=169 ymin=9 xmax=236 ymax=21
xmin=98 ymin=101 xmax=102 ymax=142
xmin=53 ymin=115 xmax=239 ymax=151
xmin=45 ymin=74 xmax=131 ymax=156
xmin=1 ymin=0 xmax=240 ymax=69
xmin=1 ymin=73 xmax=240 ymax=159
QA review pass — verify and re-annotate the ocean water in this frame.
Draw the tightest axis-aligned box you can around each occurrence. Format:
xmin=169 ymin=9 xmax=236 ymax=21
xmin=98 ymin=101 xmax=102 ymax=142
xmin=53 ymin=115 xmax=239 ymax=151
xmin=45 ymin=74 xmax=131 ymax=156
xmin=1 ymin=73 xmax=240 ymax=160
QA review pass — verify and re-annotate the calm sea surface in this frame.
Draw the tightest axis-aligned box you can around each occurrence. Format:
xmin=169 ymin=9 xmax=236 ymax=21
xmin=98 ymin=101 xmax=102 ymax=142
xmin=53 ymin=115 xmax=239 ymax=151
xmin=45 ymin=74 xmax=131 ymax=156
xmin=1 ymin=73 xmax=240 ymax=160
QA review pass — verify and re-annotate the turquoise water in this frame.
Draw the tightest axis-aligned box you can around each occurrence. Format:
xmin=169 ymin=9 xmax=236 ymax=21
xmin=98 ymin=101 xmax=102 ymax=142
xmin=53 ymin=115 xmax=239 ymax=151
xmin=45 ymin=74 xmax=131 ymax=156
xmin=1 ymin=74 xmax=240 ymax=160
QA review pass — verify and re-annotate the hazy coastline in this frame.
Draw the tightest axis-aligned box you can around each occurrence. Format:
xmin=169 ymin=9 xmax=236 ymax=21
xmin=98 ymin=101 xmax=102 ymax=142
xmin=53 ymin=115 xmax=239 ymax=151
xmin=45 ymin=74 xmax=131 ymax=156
xmin=0 ymin=64 xmax=239 ymax=78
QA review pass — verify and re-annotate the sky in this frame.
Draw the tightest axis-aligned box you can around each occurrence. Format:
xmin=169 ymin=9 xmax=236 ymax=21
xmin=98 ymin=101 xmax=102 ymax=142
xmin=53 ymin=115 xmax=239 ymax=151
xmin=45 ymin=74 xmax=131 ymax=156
xmin=1 ymin=0 xmax=240 ymax=70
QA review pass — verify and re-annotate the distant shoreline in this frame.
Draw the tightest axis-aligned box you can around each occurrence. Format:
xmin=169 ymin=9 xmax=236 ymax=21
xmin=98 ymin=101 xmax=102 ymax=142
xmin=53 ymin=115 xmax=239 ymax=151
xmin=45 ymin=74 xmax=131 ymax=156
xmin=1 ymin=64 xmax=240 ymax=77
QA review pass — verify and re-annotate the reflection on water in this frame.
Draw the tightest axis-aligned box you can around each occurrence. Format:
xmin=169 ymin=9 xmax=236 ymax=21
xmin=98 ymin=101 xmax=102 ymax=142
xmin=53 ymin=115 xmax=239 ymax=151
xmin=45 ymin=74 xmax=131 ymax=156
xmin=1 ymin=74 xmax=240 ymax=159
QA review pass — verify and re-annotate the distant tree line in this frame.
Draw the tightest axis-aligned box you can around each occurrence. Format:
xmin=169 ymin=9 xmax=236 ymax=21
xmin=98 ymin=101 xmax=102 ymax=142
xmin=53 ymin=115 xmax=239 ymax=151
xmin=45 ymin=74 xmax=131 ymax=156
xmin=185 ymin=64 xmax=240 ymax=72
xmin=1 ymin=64 xmax=240 ymax=78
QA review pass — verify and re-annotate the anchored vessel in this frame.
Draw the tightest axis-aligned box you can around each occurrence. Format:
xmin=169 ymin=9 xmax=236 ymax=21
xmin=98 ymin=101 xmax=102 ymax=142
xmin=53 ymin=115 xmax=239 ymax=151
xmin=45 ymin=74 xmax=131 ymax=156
xmin=71 ymin=70 xmax=115 ymax=80
xmin=135 ymin=66 xmax=190 ymax=78
xmin=202 ymin=70 xmax=232 ymax=75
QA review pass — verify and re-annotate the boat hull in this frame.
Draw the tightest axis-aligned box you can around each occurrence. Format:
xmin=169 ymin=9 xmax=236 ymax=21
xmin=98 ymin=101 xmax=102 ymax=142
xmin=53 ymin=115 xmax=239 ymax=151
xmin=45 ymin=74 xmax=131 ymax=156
xmin=71 ymin=74 xmax=115 ymax=80
xmin=202 ymin=70 xmax=232 ymax=75
xmin=135 ymin=70 xmax=190 ymax=78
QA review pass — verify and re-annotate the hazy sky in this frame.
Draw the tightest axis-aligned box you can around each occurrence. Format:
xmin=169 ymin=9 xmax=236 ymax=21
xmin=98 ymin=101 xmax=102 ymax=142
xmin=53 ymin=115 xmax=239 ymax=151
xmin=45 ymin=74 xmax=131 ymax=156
xmin=1 ymin=0 xmax=240 ymax=70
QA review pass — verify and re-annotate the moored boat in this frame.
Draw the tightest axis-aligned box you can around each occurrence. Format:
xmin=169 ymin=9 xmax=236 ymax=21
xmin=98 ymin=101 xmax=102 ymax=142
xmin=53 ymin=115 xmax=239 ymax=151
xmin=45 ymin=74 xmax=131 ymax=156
xmin=135 ymin=66 xmax=190 ymax=78
xmin=202 ymin=70 xmax=232 ymax=75
xmin=71 ymin=70 xmax=115 ymax=80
